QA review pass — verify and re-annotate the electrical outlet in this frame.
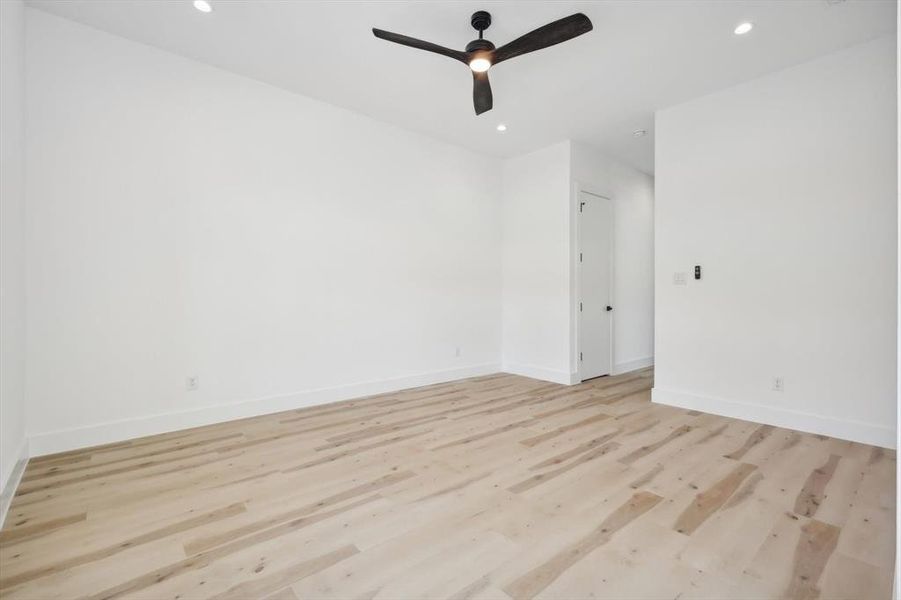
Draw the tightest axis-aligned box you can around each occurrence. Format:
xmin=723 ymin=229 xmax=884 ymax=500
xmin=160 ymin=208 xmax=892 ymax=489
xmin=186 ymin=376 xmax=199 ymax=391
xmin=673 ymin=272 xmax=687 ymax=285
xmin=772 ymin=377 xmax=784 ymax=392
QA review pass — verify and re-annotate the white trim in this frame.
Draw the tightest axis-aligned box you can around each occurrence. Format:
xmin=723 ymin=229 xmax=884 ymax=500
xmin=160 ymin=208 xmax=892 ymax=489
xmin=612 ymin=356 xmax=654 ymax=375
xmin=502 ymin=362 xmax=575 ymax=385
xmin=0 ymin=439 xmax=29 ymax=528
xmin=28 ymin=363 xmax=501 ymax=457
xmin=652 ymin=387 xmax=895 ymax=449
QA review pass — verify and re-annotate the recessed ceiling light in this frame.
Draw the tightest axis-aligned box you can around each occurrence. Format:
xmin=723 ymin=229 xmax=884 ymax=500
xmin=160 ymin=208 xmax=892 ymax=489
xmin=633 ymin=129 xmax=647 ymax=138
xmin=734 ymin=22 xmax=753 ymax=35
xmin=193 ymin=0 xmax=212 ymax=13
xmin=496 ymin=124 xmax=507 ymax=132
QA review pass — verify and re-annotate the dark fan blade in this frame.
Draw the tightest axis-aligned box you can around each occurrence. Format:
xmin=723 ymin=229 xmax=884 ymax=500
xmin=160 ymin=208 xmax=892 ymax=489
xmin=493 ymin=13 xmax=592 ymax=64
xmin=372 ymin=28 xmax=468 ymax=64
xmin=472 ymin=71 xmax=493 ymax=115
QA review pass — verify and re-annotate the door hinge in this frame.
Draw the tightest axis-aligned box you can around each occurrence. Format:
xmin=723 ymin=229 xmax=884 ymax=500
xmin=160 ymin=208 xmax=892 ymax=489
xmin=579 ymin=302 xmax=583 ymax=312
xmin=580 ymin=352 xmax=583 ymax=362
xmin=580 ymin=201 xmax=585 ymax=213
xmin=579 ymin=252 xmax=583 ymax=263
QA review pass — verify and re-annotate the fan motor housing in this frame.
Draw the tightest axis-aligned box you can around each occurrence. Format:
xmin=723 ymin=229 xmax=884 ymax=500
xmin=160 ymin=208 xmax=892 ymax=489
xmin=465 ymin=39 xmax=496 ymax=54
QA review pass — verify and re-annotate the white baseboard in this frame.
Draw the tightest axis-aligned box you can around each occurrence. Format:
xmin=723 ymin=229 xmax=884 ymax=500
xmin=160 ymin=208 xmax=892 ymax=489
xmin=612 ymin=356 xmax=654 ymax=376
xmin=28 ymin=363 xmax=501 ymax=457
xmin=503 ymin=357 xmax=653 ymax=385
xmin=652 ymin=387 xmax=895 ymax=449
xmin=502 ymin=362 xmax=575 ymax=385
xmin=0 ymin=439 xmax=29 ymax=528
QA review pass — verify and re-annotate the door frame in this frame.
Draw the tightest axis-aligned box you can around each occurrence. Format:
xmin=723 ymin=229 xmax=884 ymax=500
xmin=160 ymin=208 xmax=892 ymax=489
xmin=571 ymin=183 xmax=615 ymax=383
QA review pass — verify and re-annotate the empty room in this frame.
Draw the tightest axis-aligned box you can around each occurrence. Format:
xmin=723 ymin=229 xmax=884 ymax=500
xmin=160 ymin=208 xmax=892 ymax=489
xmin=0 ymin=1 xmax=897 ymax=599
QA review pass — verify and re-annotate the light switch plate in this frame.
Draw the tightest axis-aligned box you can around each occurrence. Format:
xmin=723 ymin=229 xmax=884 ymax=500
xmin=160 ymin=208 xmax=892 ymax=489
xmin=673 ymin=272 xmax=687 ymax=285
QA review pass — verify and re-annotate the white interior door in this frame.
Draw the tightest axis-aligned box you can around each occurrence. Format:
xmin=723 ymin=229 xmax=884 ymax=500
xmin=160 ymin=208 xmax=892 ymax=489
xmin=579 ymin=191 xmax=613 ymax=380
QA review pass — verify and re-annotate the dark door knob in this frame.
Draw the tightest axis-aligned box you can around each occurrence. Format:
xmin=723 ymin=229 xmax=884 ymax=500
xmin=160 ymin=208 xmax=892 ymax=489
xmin=606 ymin=305 xmax=613 ymax=311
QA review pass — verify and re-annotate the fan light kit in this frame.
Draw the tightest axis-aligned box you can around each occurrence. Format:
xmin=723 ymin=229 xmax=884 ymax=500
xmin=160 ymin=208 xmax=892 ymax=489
xmin=496 ymin=124 xmax=507 ymax=132
xmin=633 ymin=129 xmax=647 ymax=138
xmin=734 ymin=22 xmax=753 ymax=35
xmin=193 ymin=0 xmax=212 ymax=13
xmin=373 ymin=11 xmax=593 ymax=115
xmin=469 ymin=57 xmax=491 ymax=73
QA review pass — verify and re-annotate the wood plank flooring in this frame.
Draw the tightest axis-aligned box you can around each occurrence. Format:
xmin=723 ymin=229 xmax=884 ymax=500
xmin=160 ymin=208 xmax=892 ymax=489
xmin=0 ymin=368 xmax=895 ymax=599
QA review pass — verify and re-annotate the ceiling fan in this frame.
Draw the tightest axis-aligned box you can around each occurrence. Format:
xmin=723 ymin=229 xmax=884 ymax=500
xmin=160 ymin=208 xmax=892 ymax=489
xmin=372 ymin=11 xmax=593 ymax=115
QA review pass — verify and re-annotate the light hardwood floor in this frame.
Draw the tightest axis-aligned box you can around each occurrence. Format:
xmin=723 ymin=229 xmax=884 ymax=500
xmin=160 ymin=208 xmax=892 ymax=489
xmin=0 ymin=368 xmax=895 ymax=599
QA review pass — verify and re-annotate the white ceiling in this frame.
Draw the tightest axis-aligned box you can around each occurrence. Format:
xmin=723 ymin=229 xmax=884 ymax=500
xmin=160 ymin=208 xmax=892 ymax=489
xmin=27 ymin=0 xmax=896 ymax=174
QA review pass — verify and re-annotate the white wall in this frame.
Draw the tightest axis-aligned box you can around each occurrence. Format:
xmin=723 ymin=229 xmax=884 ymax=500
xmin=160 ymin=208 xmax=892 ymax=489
xmin=0 ymin=0 xmax=29 ymax=502
xmin=654 ymin=35 xmax=897 ymax=448
xmin=501 ymin=142 xmax=573 ymax=383
xmin=501 ymin=140 xmax=656 ymax=384
xmin=570 ymin=142 xmax=655 ymax=375
xmin=25 ymin=10 xmax=503 ymax=455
